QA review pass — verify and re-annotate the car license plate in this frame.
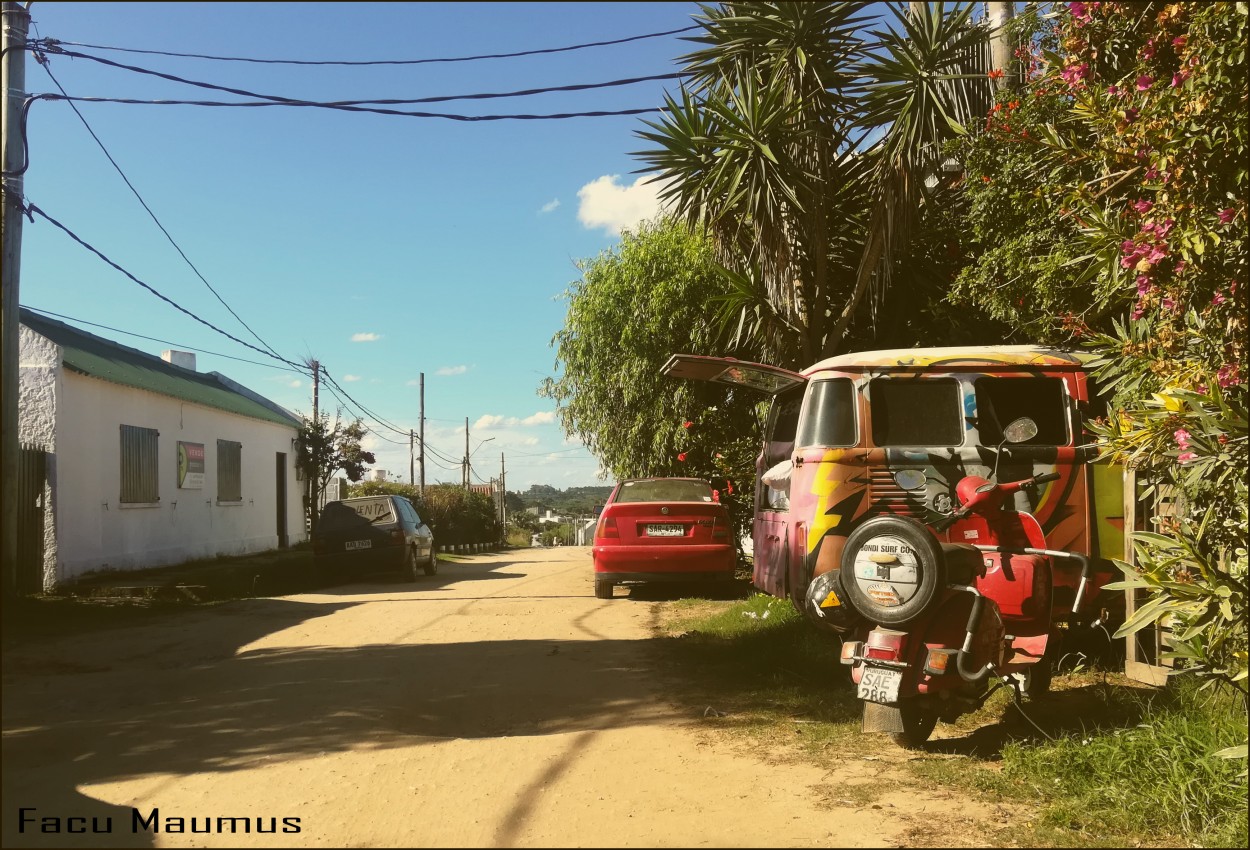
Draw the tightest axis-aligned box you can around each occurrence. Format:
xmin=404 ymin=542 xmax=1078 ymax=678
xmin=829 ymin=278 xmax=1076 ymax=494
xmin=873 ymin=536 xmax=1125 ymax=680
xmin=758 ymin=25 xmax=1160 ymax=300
xmin=344 ymin=540 xmax=371 ymax=551
xmin=645 ymin=524 xmax=684 ymax=537
xmin=857 ymin=667 xmax=903 ymax=704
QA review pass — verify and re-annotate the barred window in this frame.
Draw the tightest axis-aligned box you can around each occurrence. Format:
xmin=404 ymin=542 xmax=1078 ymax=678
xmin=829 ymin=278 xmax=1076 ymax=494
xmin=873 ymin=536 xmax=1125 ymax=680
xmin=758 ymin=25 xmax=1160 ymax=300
xmin=217 ymin=440 xmax=242 ymax=502
xmin=120 ymin=424 xmax=159 ymax=503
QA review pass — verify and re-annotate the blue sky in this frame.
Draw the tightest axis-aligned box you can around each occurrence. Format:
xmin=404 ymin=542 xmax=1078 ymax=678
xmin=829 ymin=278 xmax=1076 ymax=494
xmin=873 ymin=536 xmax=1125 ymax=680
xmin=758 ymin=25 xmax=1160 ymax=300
xmin=18 ymin=1 xmax=704 ymax=492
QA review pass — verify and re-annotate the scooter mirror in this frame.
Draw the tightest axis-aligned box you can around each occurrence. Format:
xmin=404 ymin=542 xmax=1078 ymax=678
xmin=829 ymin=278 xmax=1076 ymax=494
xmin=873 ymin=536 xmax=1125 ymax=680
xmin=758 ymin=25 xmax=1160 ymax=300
xmin=1002 ymin=417 xmax=1039 ymax=444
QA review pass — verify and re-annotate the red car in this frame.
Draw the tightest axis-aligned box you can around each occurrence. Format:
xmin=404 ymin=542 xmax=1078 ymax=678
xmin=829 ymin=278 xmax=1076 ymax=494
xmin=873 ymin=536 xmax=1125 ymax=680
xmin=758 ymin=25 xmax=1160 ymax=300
xmin=592 ymin=477 xmax=736 ymax=599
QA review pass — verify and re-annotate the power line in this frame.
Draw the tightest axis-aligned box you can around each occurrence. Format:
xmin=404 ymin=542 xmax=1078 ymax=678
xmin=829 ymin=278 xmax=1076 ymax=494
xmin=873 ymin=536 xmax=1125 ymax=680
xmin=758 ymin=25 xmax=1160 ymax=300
xmin=38 ymin=26 xmax=699 ymax=66
xmin=36 ymin=44 xmax=683 ymax=110
xmin=36 ymin=58 xmax=288 ymax=363
xmin=18 ymin=305 xmax=303 ymax=372
xmin=25 ymin=204 xmax=306 ymax=371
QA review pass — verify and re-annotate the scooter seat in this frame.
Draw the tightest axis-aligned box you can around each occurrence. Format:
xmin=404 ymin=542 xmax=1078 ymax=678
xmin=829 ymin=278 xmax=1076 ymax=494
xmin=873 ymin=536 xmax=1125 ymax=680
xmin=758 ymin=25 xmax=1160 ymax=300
xmin=941 ymin=543 xmax=984 ymax=584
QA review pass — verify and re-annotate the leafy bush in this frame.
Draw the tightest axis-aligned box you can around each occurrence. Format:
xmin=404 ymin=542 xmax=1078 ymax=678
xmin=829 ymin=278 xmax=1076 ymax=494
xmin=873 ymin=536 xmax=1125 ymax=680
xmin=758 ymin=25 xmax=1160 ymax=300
xmin=345 ymin=481 xmax=499 ymax=546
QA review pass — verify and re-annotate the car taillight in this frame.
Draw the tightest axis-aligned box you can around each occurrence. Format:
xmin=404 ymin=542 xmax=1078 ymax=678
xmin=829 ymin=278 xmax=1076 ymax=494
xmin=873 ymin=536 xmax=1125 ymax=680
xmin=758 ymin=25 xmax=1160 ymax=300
xmin=840 ymin=640 xmax=863 ymax=665
xmin=865 ymin=628 xmax=907 ymax=662
xmin=924 ymin=648 xmax=957 ymax=676
xmin=595 ymin=516 xmax=619 ymax=539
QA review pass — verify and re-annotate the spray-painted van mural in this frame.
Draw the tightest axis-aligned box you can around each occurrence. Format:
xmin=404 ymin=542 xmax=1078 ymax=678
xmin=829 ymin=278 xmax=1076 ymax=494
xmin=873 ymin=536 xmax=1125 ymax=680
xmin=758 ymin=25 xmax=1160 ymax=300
xmin=666 ymin=349 xmax=1121 ymax=614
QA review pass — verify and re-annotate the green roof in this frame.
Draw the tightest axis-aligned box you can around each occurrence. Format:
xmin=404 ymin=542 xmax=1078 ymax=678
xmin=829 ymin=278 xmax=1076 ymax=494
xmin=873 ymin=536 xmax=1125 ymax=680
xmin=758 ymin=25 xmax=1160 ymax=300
xmin=22 ymin=309 xmax=300 ymax=429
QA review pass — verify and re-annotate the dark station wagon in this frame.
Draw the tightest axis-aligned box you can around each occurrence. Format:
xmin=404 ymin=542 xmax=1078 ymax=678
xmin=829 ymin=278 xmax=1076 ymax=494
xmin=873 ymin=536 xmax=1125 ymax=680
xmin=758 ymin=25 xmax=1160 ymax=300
xmin=313 ymin=495 xmax=437 ymax=582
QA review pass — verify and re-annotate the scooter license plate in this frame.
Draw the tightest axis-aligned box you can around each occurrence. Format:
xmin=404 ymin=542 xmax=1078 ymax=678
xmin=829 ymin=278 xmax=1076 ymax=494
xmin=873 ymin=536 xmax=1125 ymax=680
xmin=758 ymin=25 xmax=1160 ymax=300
xmin=857 ymin=667 xmax=903 ymax=704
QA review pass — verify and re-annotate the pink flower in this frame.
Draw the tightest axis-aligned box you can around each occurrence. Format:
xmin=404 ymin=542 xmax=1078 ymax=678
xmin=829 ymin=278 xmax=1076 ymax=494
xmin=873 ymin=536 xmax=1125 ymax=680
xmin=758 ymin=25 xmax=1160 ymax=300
xmin=1125 ymin=107 xmax=1140 ymax=123
xmin=1133 ymin=199 xmax=1153 ymax=214
xmin=1177 ymin=451 xmax=1197 ymax=465
xmin=1174 ymin=428 xmax=1191 ymax=449
xmin=1107 ymin=84 xmax=1120 ymax=96
xmin=1131 ymin=303 xmax=1145 ymax=320
xmin=1136 ymin=275 xmax=1152 ymax=295
xmin=1061 ymin=63 xmax=1090 ymax=87
xmin=1155 ymin=219 xmax=1175 ymax=238
xmin=677 ymin=452 xmax=687 ymax=462
xmin=1217 ymin=363 xmax=1241 ymax=388
xmin=1143 ymin=165 xmax=1158 ymax=179
xmin=1172 ymin=35 xmax=1188 ymax=50
xmin=1161 ymin=296 xmax=1176 ymax=312
xmin=1211 ymin=291 xmax=1226 ymax=306
xmin=682 ymin=420 xmax=693 ymax=429
xmin=1141 ymin=43 xmax=1156 ymax=61
xmin=1135 ymin=74 xmax=1153 ymax=91
xmin=1218 ymin=208 xmax=1235 ymax=224
xmin=1068 ymin=1 xmax=1089 ymax=19
xmin=1171 ymin=71 xmax=1189 ymax=87
xmin=1174 ymin=260 xmax=1188 ymax=274
xmin=1145 ymin=244 xmax=1168 ymax=264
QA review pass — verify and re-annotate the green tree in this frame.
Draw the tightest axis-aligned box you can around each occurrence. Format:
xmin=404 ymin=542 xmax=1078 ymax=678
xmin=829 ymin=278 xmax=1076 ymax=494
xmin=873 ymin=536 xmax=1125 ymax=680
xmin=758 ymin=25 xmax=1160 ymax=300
xmin=295 ymin=410 xmax=375 ymax=535
xmin=540 ymin=217 xmax=764 ymax=543
xmin=953 ymin=3 xmax=1247 ymax=713
xmin=634 ymin=2 xmax=998 ymax=363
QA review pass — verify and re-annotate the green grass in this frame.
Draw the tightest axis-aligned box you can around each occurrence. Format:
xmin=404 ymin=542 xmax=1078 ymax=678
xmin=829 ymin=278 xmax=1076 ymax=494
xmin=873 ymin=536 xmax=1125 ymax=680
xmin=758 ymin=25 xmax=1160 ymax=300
xmin=655 ymin=595 xmax=1249 ymax=848
xmin=985 ymin=682 xmax=1248 ymax=848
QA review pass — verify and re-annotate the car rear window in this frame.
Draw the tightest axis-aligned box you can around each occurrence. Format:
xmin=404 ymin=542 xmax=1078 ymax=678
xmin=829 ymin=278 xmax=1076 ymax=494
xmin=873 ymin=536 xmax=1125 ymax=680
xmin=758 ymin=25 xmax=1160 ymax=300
xmin=615 ymin=480 xmax=714 ymax=503
xmin=320 ymin=497 xmax=395 ymax=530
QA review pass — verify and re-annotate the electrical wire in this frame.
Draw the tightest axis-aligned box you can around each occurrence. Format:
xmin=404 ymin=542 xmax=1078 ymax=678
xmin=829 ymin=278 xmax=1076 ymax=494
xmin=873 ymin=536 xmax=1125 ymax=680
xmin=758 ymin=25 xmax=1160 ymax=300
xmin=37 ymin=44 xmax=683 ymax=110
xmin=39 ymin=25 xmax=700 ymax=66
xmin=37 ymin=58 xmax=289 ymax=364
xmin=25 ymin=203 xmax=308 ymax=371
xmin=18 ymin=305 xmax=303 ymax=372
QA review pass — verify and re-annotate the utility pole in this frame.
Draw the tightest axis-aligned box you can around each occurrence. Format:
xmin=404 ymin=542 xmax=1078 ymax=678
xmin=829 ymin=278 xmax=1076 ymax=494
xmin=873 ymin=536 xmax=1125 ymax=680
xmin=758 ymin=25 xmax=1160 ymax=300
xmin=1 ymin=2 xmax=30 ymax=596
xmin=463 ymin=416 xmax=469 ymax=490
xmin=409 ymin=429 xmax=414 ymax=486
xmin=309 ymin=359 xmax=320 ymax=536
xmin=418 ymin=372 xmax=425 ymax=496
xmin=987 ymin=2 xmax=1017 ymax=90
xmin=499 ymin=451 xmax=506 ymax=542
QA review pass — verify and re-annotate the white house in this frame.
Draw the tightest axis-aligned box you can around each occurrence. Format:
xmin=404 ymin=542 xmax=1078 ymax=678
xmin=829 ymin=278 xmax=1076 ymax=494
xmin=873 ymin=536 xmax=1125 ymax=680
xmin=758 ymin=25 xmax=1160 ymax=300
xmin=17 ymin=309 xmax=307 ymax=590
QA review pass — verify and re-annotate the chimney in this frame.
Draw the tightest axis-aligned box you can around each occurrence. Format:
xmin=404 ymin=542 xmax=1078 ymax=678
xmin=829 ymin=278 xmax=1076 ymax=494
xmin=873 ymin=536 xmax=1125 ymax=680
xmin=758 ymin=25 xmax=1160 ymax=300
xmin=162 ymin=350 xmax=197 ymax=371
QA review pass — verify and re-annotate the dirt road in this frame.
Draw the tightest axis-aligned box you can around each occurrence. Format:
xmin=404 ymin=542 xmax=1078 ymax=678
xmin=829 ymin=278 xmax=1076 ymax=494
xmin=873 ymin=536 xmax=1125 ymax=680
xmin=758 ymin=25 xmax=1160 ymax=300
xmin=3 ymin=548 xmax=982 ymax=848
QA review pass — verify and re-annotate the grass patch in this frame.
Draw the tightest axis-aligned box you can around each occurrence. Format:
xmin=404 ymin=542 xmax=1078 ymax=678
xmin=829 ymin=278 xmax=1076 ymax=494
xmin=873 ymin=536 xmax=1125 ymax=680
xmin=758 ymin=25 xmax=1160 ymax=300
xmin=654 ymin=593 xmax=868 ymax=758
xmin=984 ymin=682 xmax=1248 ymax=848
xmin=654 ymin=595 xmax=1248 ymax=848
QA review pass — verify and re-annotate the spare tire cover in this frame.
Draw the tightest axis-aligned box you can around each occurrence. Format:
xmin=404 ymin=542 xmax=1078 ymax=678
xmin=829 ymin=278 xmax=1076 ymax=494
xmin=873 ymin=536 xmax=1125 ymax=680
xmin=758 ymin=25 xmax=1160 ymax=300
xmin=838 ymin=515 xmax=944 ymax=627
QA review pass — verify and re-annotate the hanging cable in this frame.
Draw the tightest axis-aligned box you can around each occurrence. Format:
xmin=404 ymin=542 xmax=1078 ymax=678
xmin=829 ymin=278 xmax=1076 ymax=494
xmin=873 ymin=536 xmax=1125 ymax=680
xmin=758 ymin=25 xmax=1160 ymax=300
xmin=25 ymin=204 xmax=307 ymax=371
xmin=19 ymin=305 xmax=303 ymax=372
xmin=37 ymin=26 xmax=699 ymax=66
xmin=37 ymin=58 xmax=289 ymax=363
xmin=37 ymin=45 xmax=683 ymax=107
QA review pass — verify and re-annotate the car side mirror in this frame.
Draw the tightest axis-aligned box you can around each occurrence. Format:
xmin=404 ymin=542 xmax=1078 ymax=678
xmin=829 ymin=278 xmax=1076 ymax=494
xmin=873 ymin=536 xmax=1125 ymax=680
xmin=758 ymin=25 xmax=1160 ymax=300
xmin=1002 ymin=417 xmax=1038 ymax=444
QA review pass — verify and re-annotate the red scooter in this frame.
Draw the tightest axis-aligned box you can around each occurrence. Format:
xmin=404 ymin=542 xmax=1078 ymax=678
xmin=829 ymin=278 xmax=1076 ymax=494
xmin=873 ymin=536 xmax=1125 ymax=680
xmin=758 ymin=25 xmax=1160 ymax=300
xmin=837 ymin=417 xmax=1096 ymax=746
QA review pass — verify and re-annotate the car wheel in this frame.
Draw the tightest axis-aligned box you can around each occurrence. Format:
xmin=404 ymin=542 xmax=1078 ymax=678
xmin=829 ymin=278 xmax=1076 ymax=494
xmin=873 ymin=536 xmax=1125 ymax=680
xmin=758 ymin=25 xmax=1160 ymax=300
xmin=594 ymin=577 xmax=613 ymax=599
xmin=890 ymin=698 xmax=939 ymax=748
xmin=424 ymin=547 xmax=438 ymax=576
xmin=402 ymin=547 xmax=420 ymax=583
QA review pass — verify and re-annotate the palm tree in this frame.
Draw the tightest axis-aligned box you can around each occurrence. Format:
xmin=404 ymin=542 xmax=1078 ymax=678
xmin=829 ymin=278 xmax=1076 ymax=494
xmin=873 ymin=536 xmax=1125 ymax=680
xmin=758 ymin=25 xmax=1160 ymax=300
xmin=634 ymin=1 xmax=998 ymax=363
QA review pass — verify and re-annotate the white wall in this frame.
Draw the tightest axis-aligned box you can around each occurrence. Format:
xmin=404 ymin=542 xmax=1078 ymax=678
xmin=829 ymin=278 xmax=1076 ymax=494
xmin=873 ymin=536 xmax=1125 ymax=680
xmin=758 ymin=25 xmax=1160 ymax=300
xmin=17 ymin=328 xmax=61 ymax=588
xmin=51 ymin=370 xmax=306 ymax=582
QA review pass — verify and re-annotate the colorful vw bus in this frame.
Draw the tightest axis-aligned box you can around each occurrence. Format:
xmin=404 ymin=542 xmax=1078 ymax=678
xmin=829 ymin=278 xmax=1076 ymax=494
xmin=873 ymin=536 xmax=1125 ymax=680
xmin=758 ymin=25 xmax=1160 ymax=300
xmin=661 ymin=347 xmax=1125 ymax=631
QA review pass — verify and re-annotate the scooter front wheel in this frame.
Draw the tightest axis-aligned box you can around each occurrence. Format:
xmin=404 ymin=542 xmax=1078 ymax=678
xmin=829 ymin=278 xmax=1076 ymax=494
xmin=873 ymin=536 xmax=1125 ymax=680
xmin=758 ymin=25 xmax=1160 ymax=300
xmin=891 ymin=698 xmax=939 ymax=748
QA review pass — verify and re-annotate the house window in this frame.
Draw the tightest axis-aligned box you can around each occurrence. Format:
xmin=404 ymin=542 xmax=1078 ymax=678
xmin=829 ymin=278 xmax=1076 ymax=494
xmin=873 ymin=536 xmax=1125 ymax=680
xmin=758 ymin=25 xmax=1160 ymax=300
xmin=217 ymin=440 xmax=242 ymax=502
xmin=120 ymin=424 xmax=159 ymax=503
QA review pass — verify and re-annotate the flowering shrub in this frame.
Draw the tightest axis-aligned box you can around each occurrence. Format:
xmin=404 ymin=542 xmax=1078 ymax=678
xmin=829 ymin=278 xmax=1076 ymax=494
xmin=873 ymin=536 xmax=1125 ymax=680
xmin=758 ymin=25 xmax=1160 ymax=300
xmin=954 ymin=2 xmax=1246 ymax=702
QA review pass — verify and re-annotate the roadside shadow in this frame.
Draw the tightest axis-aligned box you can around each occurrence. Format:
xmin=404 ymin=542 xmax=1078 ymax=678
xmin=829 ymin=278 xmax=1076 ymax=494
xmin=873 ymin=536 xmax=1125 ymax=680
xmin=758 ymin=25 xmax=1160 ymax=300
xmin=625 ymin=579 xmax=754 ymax=602
xmin=923 ymin=681 xmax=1157 ymax=759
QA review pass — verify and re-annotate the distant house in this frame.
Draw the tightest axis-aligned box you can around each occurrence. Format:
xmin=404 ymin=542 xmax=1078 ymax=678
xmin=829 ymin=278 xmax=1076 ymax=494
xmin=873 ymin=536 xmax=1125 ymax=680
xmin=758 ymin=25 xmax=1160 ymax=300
xmin=17 ymin=309 xmax=306 ymax=590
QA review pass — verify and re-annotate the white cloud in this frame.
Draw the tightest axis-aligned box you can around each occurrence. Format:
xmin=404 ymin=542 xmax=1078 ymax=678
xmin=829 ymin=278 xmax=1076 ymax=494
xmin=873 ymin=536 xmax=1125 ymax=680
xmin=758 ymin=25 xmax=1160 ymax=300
xmin=342 ymin=374 xmax=362 ymax=382
xmin=352 ymin=332 xmax=382 ymax=342
xmin=474 ymin=411 xmax=557 ymax=431
xmin=577 ymin=174 xmax=664 ymax=236
xmin=437 ymin=365 xmax=468 ymax=376
xmin=521 ymin=411 xmax=556 ymax=426
xmin=520 ymin=436 xmax=540 ymax=447
xmin=288 ymin=379 xmax=303 ymax=388
xmin=539 ymin=198 xmax=561 ymax=214
xmin=474 ymin=414 xmax=507 ymax=430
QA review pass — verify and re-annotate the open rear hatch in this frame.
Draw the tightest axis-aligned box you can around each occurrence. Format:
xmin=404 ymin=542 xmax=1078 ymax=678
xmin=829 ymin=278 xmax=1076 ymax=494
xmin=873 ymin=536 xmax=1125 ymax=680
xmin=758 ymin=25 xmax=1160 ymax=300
xmin=660 ymin=354 xmax=806 ymax=395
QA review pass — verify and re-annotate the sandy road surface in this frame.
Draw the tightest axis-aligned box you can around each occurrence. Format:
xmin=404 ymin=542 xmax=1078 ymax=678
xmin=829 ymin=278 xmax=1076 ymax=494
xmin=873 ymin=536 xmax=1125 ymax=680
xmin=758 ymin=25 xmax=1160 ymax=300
xmin=3 ymin=548 xmax=983 ymax=848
